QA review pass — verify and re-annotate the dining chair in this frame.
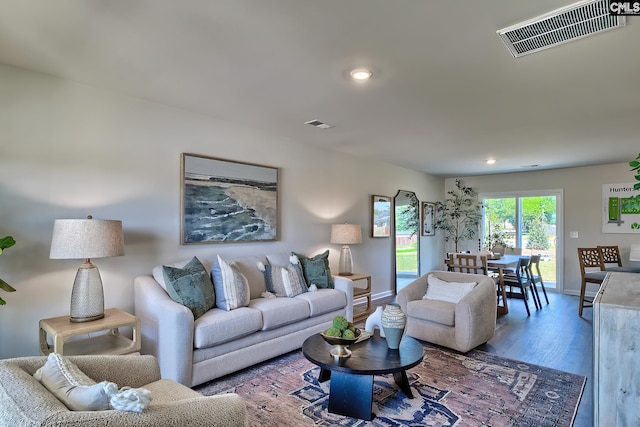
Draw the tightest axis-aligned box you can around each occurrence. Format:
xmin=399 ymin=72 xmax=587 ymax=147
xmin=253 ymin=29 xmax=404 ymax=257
xmin=448 ymin=253 xmax=488 ymax=276
xmin=528 ymin=255 xmax=549 ymax=305
xmin=504 ymin=247 xmax=523 ymax=255
xmin=577 ymin=247 xmax=607 ymax=316
xmin=502 ymin=256 xmax=540 ymax=316
xmin=597 ymin=245 xmax=622 ymax=269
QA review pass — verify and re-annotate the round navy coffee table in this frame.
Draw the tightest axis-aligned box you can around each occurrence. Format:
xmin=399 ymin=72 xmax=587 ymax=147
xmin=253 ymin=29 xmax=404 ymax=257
xmin=302 ymin=332 xmax=424 ymax=420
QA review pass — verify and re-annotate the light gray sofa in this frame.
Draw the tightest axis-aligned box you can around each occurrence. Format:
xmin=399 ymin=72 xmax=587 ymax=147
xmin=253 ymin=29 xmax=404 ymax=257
xmin=0 ymin=354 xmax=247 ymax=427
xmin=134 ymin=253 xmax=353 ymax=387
xmin=397 ymin=270 xmax=496 ymax=353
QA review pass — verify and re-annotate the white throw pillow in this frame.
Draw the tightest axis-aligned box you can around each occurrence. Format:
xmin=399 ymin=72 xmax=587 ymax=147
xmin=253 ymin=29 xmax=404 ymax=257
xmin=34 ymin=353 xmax=152 ymax=413
xmin=34 ymin=353 xmax=111 ymax=411
xmin=212 ymin=255 xmax=251 ymax=311
xmin=424 ymin=274 xmax=476 ymax=304
xmin=257 ymin=255 xmax=308 ymax=297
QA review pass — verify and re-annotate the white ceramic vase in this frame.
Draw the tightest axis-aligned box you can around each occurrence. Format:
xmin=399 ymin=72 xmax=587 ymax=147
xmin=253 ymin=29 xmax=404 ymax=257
xmin=364 ymin=306 xmax=385 ymax=337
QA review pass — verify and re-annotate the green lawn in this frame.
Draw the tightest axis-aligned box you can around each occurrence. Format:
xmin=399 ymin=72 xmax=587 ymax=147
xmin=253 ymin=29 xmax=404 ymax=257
xmin=396 ymin=245 xmax=418 ymax=272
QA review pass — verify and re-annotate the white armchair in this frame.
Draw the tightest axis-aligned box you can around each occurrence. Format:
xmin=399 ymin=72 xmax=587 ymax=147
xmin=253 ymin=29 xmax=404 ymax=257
xmin=397 ymin=270 xmax=496 ymax=353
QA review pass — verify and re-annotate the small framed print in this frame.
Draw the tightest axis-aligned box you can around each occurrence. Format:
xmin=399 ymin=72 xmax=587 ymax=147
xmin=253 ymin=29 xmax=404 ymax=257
xmin=421 ymin=202 xmax=435 ymax=236
xmin=372 ymin=195 xmax=392 ymax=237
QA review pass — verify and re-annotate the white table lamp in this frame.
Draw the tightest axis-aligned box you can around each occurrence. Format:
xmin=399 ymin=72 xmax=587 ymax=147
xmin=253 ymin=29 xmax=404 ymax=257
xmin=50 ymin=216 xmax=125 ymax=322
xmin=330 ymin=223 xmax=362 ymax=276
xmin=630 ymin=244 xmax=640 ymax=262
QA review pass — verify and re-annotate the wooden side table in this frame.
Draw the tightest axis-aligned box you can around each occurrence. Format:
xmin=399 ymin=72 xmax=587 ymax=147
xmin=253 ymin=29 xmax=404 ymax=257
xmin=39 ymin=308 xmax=141 ymax=356
xmin=344 ymin=273 xmax=372 ymax=322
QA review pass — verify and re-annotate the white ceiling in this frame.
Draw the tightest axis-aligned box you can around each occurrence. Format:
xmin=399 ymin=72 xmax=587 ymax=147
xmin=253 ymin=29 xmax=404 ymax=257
xmin=1 ymin=0 xmax=638 ymax=177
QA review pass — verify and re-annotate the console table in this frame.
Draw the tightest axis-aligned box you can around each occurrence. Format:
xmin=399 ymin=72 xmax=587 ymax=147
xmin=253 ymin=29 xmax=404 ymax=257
xmin=593 ymin=272 xmax=640 ymax=426
xmin=39 ymin=308 xmax=141 ymax=356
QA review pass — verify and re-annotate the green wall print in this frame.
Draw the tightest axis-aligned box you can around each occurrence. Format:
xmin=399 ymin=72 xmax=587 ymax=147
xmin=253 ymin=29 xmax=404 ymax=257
xmin=602 ymin=183 xmax=640 ymax=233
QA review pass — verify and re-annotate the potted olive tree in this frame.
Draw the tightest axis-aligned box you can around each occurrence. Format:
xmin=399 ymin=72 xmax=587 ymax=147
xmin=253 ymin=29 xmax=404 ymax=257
xmin=434 ymin=179 xmax=482 ymax=253
xmin=0 ymin=236 xmax=16 ymax=305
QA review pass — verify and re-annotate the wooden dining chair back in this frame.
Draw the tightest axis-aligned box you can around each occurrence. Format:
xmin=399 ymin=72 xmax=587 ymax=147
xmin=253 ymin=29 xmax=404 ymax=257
xmin=503 ymin=257 xmax=541 ymax=316
xmin=504 ymin=247 xmax=523 ymax=256
xmin=577 ymin=247 xmax=607 ymax=316
xmin=448 ymin=253 xmax=488 ymax=276
xmin=597 ymin=245 xmax=622 ymax=268
xmin=528 ymin=255 xmax=549 ymax=305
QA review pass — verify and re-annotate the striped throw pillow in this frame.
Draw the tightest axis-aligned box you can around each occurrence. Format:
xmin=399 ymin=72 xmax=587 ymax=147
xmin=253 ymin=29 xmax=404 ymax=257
xmin=212 ymin=255 xmax=250 ymax=311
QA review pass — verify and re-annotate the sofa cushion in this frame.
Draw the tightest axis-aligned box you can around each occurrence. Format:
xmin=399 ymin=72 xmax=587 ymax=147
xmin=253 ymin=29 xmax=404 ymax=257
xmin=162 ymin=257 xmax=216 ymax=320
xmin=34 ymin=353 xmax=110 ymax=411
xmin=249 ymin=297 xmax=310 ymax=331
xmin=407 ymin=299 xmax=456 ymax=326
xmin=193 ymin=307 xmax=263 ymax=348
xmin=295 ymin=288 xmax=347 ymax=317
xmin=259 ymin=256 xmax=308 ymax=297
xmin=153 ymin=258 xmax=214 ymax=291
xmin=212 ymin=255 xmax=251 ymax=311
xmin=224 ymin=255 xmax=269 ymax=299
xmin=294 ymin=250 xmax=334 ymax=289
xmin=424 ymin=274 xmax=476 ymax=304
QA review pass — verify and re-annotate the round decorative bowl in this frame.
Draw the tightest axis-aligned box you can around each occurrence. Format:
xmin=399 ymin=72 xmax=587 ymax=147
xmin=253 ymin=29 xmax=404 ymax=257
xmin=320 ymin=328 xmax=361 ymax=358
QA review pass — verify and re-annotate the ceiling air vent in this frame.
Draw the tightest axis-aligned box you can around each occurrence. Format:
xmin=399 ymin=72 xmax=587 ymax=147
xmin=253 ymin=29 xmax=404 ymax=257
xmin=304 ymin=119 xmax=334 ymax=129
xmin=497 ymin=0 xmax=625 ymax=58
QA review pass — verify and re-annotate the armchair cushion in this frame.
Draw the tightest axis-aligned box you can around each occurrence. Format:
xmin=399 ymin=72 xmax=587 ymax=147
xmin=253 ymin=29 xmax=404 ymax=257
xmin=424 ymin=274 xmax=476 ymax=304
xmin=408 ymin=299 xmax=455 ymax=326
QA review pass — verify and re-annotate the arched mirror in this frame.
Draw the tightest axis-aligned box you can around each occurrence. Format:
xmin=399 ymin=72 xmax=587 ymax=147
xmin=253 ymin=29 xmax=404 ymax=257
xmin=394 ymin=190 xmax=420 ymax=292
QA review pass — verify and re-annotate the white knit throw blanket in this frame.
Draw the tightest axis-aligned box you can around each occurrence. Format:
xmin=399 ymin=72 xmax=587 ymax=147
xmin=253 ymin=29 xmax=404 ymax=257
xmin=103 ymin=382 xmax=152 ymax=413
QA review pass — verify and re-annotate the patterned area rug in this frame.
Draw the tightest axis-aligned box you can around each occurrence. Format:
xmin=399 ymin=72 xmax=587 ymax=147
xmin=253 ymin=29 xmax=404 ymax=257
xmin=194 ymin=342 xmax=585 ymax=427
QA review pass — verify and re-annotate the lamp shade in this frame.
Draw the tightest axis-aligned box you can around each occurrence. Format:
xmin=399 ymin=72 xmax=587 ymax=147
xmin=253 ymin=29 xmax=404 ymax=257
xmin=50 ymin=218 xmax=125 ymax=260
xmin=630 ymin=244 xmax=640 ymax=262
xmin=330 ymin=223 xmax=362 ymax=245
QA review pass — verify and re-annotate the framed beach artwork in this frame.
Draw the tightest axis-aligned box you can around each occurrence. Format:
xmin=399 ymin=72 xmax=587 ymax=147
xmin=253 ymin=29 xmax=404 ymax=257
xmin=421 ymin=202 xmax=435 ymax=236
xmin=371 ymin=195 xmax=392 ymax=237
xmin=180 ymin=153 xmax=279 ymax=244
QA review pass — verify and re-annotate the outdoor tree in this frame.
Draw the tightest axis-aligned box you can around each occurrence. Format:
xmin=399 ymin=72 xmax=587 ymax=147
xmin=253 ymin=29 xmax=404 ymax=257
xmin=526 ymin=215 xmax=550 ymax=250
xmin=434 ymin=179 xmax=482 ymax=252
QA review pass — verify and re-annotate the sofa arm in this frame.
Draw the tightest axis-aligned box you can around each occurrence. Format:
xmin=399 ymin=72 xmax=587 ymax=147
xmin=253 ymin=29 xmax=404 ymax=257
xmin=333 ymin=276 xmax=354 ymax=322
xmin=397 ymin=275 xmax=428 ymax=313
xmin=455 ymin=277 xmax=497 ymax=350
xmin=134 ymin=275 xmax=195 ymax=386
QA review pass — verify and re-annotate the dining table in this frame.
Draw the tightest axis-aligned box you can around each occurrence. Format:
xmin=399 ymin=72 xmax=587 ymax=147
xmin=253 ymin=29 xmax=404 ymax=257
xmin=487 ymin=254 xmax=528 ymax=315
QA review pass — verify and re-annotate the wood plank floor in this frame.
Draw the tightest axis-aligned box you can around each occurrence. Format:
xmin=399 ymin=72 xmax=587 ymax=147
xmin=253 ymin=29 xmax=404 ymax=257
xmin=372 ymin=291 xmax=593 ymax=426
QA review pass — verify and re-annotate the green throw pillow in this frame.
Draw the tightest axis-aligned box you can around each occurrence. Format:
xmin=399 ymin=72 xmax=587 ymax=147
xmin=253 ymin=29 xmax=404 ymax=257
xmin=162 ymin=257 xmax=215 ymax=319
xmin=293 ymin=250 xmax=334 ymax=289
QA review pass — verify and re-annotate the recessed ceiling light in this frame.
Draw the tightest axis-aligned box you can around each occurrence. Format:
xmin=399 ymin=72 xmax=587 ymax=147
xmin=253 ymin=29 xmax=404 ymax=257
xmin=350 ymin=68 xmax=372 ymax=81
xmin=486 ymin=159 xmax=496 ymax=165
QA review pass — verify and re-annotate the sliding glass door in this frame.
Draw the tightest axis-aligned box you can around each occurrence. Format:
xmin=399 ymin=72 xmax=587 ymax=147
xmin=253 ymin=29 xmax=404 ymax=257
xmin=481 ymin=190 xmax=563 ymax=291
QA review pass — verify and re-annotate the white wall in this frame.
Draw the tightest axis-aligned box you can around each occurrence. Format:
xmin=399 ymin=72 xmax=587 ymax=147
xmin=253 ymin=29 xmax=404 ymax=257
xmin=447 ymin=163 xmax=640 ymax=298
xmin=0 ymin=64 xmax=444 ymax=358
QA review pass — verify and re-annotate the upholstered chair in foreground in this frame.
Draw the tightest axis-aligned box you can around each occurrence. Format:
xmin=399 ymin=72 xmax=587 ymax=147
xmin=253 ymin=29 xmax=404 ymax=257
xmin=397 ymin=270 xmax=497 ymax=353
xmin=0 ymin=354 xmax=248 ymax=427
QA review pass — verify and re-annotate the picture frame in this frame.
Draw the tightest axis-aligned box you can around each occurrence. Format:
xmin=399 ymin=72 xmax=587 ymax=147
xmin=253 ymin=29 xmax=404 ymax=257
xmin=421 ymin=202 xmax=435 ymax=236
xmin=180 ymin=153 xmax=279 ymax=244
xmin=371 ymin=195 xmax=392 ymax=237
